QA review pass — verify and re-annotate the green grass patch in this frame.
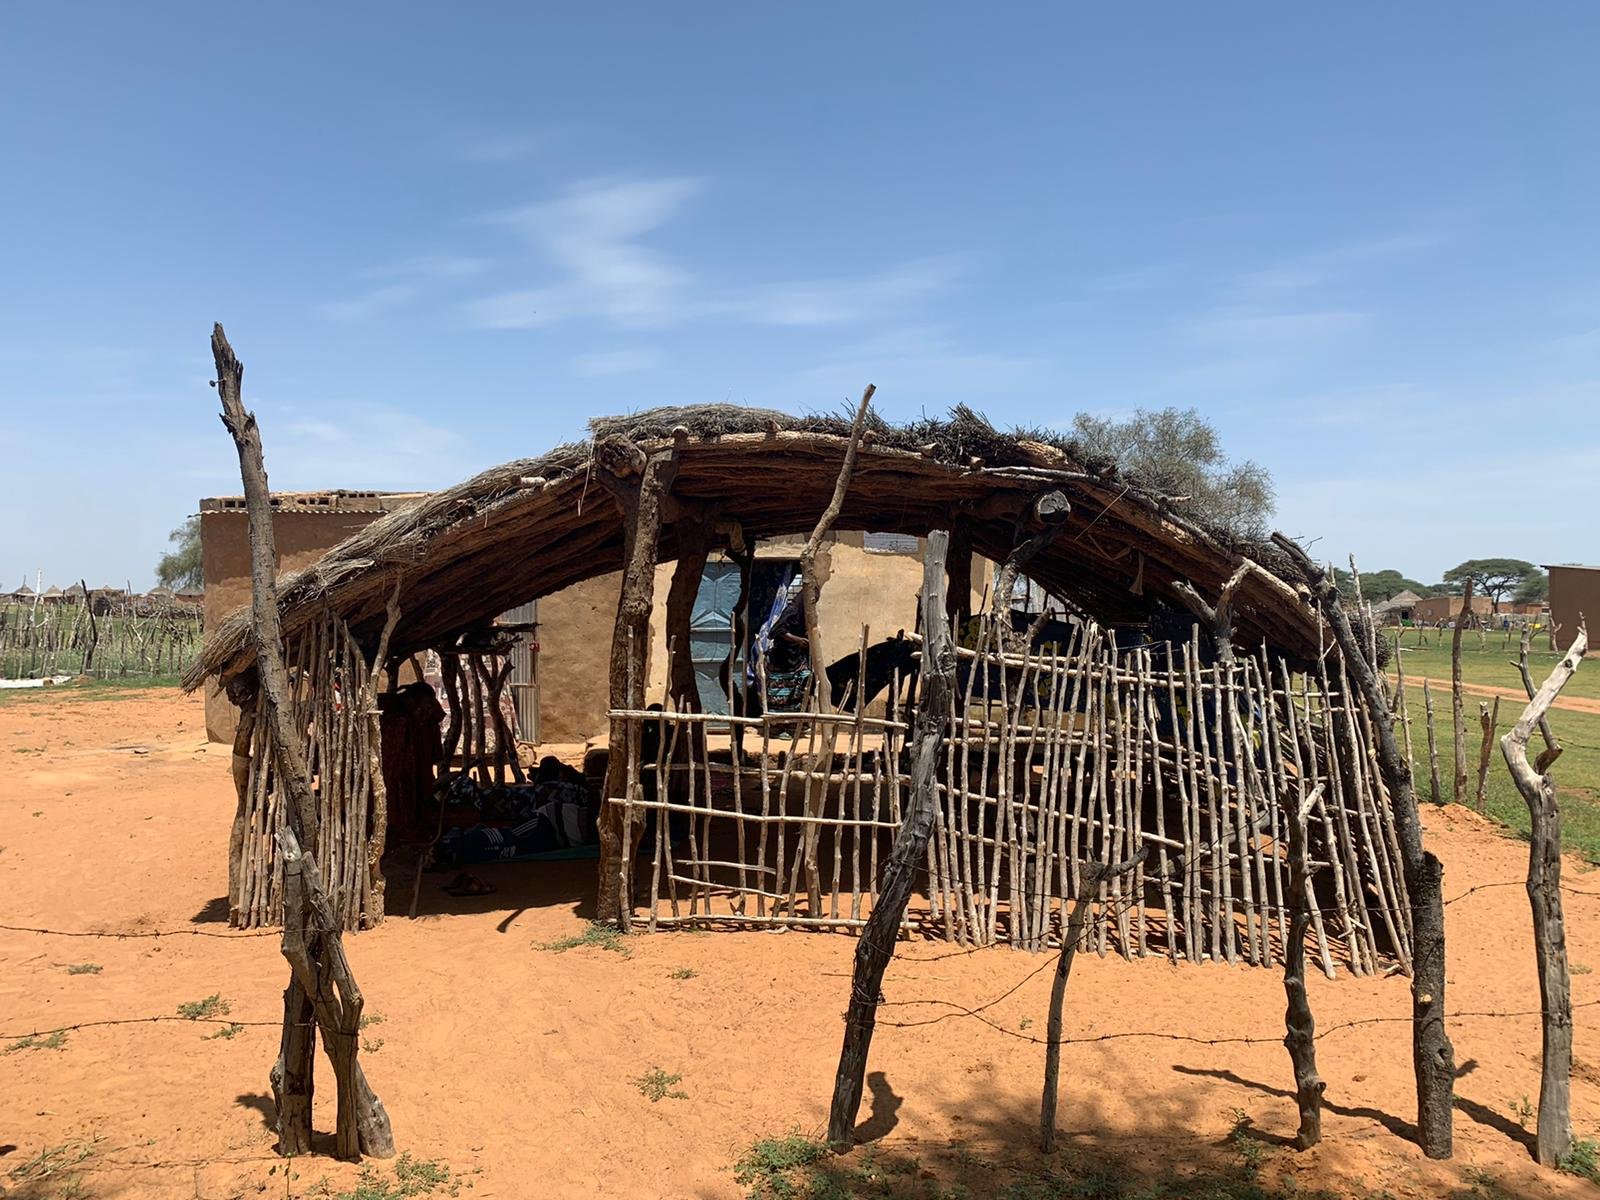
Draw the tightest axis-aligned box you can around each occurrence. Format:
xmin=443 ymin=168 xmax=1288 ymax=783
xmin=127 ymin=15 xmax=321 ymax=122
xmin=1390 ymin=630 xmax=1598 ymax=701
xmin=307 ymin=1152 xmax=461 ymax=1199
xmin=536 ymin=921 xmax=631 ymax=957
xmin=0 ymin=674 xmax=186 ymax=707
xmin=206 ymin=1022 xmax=245 ymax=1041
xmin=5 ymin=1134 xmax=101 ymax=1198
xmin=632 ymin=1067 xmax=687 ymax=1102
xmin=1395 ymin=691 xmax=1600 ymax=863
xmin=65 ymin=962 xmax=102 ymax=975
xmin=1561 ymin=1137 xmax=1600 ymax=1182
xmin=2 ymin=1030 xmax=67 ymax=1054
xmin=176 ymin=993 xmax=231 ymax=1020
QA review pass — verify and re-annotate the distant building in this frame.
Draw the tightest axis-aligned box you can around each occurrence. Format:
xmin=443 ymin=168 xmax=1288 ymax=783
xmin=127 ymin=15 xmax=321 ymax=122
xmin=1373 ymin=589 xmax=1424 ymax=624
xmin=1545 ymin=564 xmax=1600 ymax=652
xmin=1411 ymin=593 xmax=1494 ymax=625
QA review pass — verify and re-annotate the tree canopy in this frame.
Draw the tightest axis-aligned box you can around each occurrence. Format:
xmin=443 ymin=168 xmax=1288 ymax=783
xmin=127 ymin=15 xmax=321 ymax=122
xmin=1512 ymin=568 xmax=1549 ymax=605
xmin=1332 ymin=567 xmax=1433 ymax=603
xmin=1069 ymin=407 xmax=1274 ymax=539
xmin=155 ymin=515 xmax=202 ymax=589
xmin=1440 ymin=558 xmax=1537 ymax=607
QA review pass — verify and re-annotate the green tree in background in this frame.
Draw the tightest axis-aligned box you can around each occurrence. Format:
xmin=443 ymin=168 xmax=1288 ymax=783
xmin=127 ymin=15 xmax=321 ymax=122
xmin=1512 ymin=568 xmax=1549 ymax=605
xmin=1332 ymin=567 xmax=1434 ymax=602
xmin=1070 ymin=407 xmax=1274 ymax=539
xmin=155 ymin=515 xmax=202 ymax=589
xmin=1440 ymin=558 xmax=1537 ymax=609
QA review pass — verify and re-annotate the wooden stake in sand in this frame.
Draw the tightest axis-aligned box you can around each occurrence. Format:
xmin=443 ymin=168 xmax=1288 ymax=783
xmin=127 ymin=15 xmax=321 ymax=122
xmin=1501 ymin=620 xmax=1588 ymax=1169
xmin=211 ymin=323 xmax=394 ymax=1162
xmin=826 ymin=530 xmax=954 ymax=1150
xmin=1274 ymin=533 xmax=1455 ymax=1161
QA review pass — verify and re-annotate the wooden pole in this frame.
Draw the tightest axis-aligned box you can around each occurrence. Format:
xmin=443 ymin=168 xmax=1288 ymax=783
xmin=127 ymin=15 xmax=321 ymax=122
xmin=1422 ymin=681 xmax=1443 ymax=805
xmin=1501 ymin=621 xmax=1588 ymax=1168
xmin=1474 ymin=696 xmax=1499 ymax=813
xmin=826 ymin=530 xmax=954 ymax=1150
xmin=1282 ymin=782 xmax=1326 ymax=1148
xmin=1451 ymin=580 xmax=1473 ymax=805
xmin=1040 ymin=848 xmax=1147 ymax=1152
xmin=596 ymin=430 xmax=683 ymax=927
xmin=211 ymin=324 xmax=394 ymax=1161
xmin=1272 ymin=534 xmax=1455 ymax=1160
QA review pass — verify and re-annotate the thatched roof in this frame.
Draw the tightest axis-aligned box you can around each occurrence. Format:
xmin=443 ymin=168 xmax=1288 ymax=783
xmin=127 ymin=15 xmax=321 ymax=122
xmin=186 ymin=404 xmax=1326 ymax=689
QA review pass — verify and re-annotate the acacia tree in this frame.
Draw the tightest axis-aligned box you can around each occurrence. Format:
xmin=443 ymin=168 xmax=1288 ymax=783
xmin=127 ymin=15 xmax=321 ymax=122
xmin=1513 ymin=569 xmax=1549 ymax=606
xmin=1069 ymin=407 xmax=1274 ymax=539
xmin=155 ymin=515 xmax=203 ymax=589
xmin=1441 ymin=558 xmax=1536 ymax=610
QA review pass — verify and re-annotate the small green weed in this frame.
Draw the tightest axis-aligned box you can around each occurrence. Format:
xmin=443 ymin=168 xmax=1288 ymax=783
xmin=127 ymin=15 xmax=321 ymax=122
xmin=1019 ymin=1016 xmax=1033 ymax=1031
xmin=3 ymin=1030 xmax=67 ymax=1054
xmin=177 ymin=993 xmax=231 ymax=1020
xmin=632 ymin=1067 xmax=687 ymax=1102
xmin=1560 ymin=1137 xmax=1600 ymax=1182
xmin=734 ymin=1135 xmax=831 ymax=1199
xmin=537 ymin=921 xmax=630 ymax=956
xmin=1225 ymin=1107 xmax=1269 ymax=1176
xmin=360 ymin=1011 xmax=386 ymax=1029
xmin=1506 ymin=1095 xmax=1534 ymax=1128
xmin=363 ymin=1036 xmax=386 ymax=1053
xmin=308 ymin=1151 xmax=460 ymax=1198
xmin=5 ymin=1134 xmax=101 ymax=1196
xmin=670 ymin=967 xmax=698 ymax=980
xmin=206 ymin=1022 xmax=245 ymax=1040
xmin=66 ymin=962 xmax=102 ymax=975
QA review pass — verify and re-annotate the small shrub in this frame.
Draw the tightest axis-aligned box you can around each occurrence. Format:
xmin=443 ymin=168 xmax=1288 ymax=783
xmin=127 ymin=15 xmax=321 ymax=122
xmin=1225 ymin=1107 xmax=1268 ymax=1176
xmin=5 ymin=1135 xmax=101 ymax=1195
xmin=1506 ymin=1094 xmax=1534 ymax=1129
xmin=206 ymin=1022 xmax=244 ymax=1040
xmin=1560 ymin=1137 xmax=1600 ymax=1182
xmin=537 ymin=921 xmax=630 ymax=957
xmin=670 ymin=967 xmax=698 ymax=980
xmin=308 ymin=1151 xmax=459 ymax=1198
xmin=632 ymin=1067 xmax=687 ymax=1102
xmin=363 ymin=1036 xmax=386 ymax=1054
xmin=66 ymin=963 xmax=103 ymax=975
xmin=3 ymin=1030 xmax=67 ymax=1054
xmin=360 ymin=1012 xmax=386 ymax=1029
xmin=734 ymin=1134 xmax=830 ymax=1199
xmin=177 ymin=993 xmax=231 ymax=1020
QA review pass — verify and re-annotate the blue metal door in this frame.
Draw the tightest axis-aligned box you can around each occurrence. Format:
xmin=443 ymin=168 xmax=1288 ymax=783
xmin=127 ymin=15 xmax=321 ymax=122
xmin=689 ymin=560 xmax=740 ymax=715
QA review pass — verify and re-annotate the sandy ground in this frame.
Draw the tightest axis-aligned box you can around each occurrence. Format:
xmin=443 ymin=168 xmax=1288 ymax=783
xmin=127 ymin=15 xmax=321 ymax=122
xmin=1392 ymin=675 xmax=1600 ymax=716
xmin=3 ymin=688 xmax=1600 ymax=1199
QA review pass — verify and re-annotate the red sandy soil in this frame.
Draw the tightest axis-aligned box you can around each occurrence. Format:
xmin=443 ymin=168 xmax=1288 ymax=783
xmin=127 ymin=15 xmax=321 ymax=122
xmin=3 ymin=687 xmax=1600 ymax=1199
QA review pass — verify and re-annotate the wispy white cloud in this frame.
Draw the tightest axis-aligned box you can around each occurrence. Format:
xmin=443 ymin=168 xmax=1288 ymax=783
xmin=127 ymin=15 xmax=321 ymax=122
xmin=1231 ymin=231 xmax=1448 ymax=296
xmin=570 ymin=347 xmax=661 ymax=377
xmin=1185 ymin=307 xmax=1366 ymax=349
xmin=720 ymin=256 xmax=965 ymax=327
xmin=317 ymin=283 xmax=422 ymax=323
xmin=469 ymin=176 xmax=702 ymax=329
xmin=265 ymin=402 xmax=476 ymax=489
xmin=456 ymin=131 xmax=552 ymax=164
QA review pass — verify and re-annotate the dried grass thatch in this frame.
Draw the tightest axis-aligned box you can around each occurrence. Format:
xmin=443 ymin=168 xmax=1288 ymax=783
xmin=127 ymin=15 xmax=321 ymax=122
xmin=187 ymin=404 xmax=1325 ymax=688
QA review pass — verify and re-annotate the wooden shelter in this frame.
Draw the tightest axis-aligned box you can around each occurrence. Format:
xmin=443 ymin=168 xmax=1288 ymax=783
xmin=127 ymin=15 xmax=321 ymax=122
xmin=186 ymin=404 xmax=1409 ymax=976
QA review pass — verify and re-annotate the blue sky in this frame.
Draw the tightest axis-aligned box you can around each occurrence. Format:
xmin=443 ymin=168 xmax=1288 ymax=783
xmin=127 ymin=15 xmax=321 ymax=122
xmin=3 ymin=5 xmax=1596 ymax=590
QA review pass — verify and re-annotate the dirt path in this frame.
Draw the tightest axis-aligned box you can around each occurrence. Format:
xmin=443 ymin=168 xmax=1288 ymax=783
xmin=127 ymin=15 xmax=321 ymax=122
xmin=2 ymin=689 xmax=1599 ymax=1198
xmin=1392 ymin=673 xmax=1600 ymax=715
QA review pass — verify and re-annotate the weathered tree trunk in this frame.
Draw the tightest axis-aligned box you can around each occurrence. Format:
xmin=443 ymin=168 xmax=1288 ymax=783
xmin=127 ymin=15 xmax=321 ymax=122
xmin=595 ymin=431 xmax=683 ymax=927
xmin=946 ymin=521 xmax=973 ymax=632
xmin=1282 ymin=784 xmax=1325 ymax=1149
xmin=798 ymin=387 xmax=875 ymax=912
xmin=1451 ymin=581 xmax=1473 ymax=805
xmin=1501 ymin=623 xmax=1587 ymax=1168
xmin=1422 ymin=681 xmax=1443 ymax=805
xmin=826 ymin=531 xmax=954 ymax=1150
xmin=211 ymin=323 xmax=394 ymax=1161
xmin=1273 ymin=533 xmax=1455 ymax=1160
xmin=992 ymin=492 xmax=1071 ymax=651
xmin=227 ymin=672 xmax=260 ymax=923
xmin=1474 ymin=696 xmax=1499 ymax=813
xmin=665 ymin=508 xmax=714 ymax=714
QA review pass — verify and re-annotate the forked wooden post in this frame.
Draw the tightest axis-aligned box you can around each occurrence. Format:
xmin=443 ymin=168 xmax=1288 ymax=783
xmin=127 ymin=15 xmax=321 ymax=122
xmin=1501 ymin=620 xmax=1588 ymax=1168
xmin=210 ymin=323 xmax=394 ymax=1161
xmin=826 ymin=530 xmax=954 ymax=1150
xmin=1451 ymin=580 xmax=1473 ymax=805
xmin=596 ymin=430 xmax=684 ymax=927
xmin=1282 ymin=782 xmax=1326 ymax=1148
xmin=1040 ymin=848 xmax=1146 ymax=1153
xmin=1273 ymin=533 xmax=1455 ymax=1160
